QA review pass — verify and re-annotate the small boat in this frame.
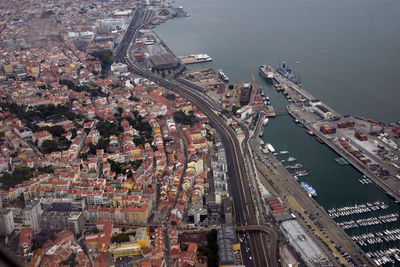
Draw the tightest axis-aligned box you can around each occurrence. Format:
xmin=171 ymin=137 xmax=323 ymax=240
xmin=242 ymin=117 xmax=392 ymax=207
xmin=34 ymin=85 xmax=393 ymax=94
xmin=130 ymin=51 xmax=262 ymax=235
xmin=306 ymin=129 xmax=314 ymax=136
xmin=266 ymin=144 xmax=275 ymax=153
xmin=293 ymin=118 xmax=299 ymax=123
xmin=295 ymin=170 xmax=309 ymax=177
xmin=279 ymin=151 xmax=289 ymax=155
xmin=263 ymin=118 xmax=269 ymax=125
xmin=287 ymin=157 xmax=296 ymax=162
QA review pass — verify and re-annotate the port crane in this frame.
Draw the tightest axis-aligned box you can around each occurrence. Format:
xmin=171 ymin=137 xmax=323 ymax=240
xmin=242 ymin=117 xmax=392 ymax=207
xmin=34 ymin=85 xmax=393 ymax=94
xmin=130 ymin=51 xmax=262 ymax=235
xmin=252 ymin=74 xmax=256 ymax=91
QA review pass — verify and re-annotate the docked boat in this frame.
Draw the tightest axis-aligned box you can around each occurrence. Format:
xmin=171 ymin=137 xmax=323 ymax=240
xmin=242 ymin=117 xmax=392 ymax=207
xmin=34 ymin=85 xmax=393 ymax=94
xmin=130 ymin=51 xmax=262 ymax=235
xmin=277 ymin=61 xmax=301 ymax=85
xmin=306 ymin=129 xmax=314 ymax=136
xmin=287 ymin=157 xmax=297 ymax=162
xmin=218 ymin=69 xmax=229 ymax=82
xmin=315 ymin=137 xmax=324 ymax=144
xmin=191 ymin=54 xmax=212 ymax=61
xmin=295 ymin=170 xmax=309 ymax=177
xmin=259 ymin=65 xmax=274 ymax=82
xmin=259 ymin=129 xmax=264 ymax=137
xmin=266 ymin=143 xmax=275 ymax=153
xmin=274 ymin=83 xmax=284 ymax=92
xmin=301 ymin=182 xmax=317 ymax=197
xmin=263 ymin=118 xmax=269 ymax=125
xmin=285 ymin=164 xmax=303 ymax=169
xmin=293 ymin=118 xmax=299 ymax=123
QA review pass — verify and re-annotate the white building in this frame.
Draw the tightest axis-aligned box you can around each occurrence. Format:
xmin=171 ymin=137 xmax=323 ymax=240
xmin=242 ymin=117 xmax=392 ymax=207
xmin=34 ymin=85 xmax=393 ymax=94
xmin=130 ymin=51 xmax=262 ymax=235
xmin=236 ymin=105 xmax=253 ymax=119
xmin=110 ymin=63 xmax=128 ymax=73
xmin=0 ymin=209 xmax=15 ymax=235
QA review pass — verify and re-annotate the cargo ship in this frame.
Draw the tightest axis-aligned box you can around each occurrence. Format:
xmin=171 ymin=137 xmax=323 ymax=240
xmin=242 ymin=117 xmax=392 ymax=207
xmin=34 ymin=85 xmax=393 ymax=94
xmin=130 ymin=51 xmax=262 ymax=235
xmin=259 ymin=65 xmax=274 ymax=82
xmin=239 ymin=83 xmax=252 ymax=106
xmin=218 ymin=69 xmax=229 ymax=82
xmin=301 ymin=182 xmax=317 ymax=197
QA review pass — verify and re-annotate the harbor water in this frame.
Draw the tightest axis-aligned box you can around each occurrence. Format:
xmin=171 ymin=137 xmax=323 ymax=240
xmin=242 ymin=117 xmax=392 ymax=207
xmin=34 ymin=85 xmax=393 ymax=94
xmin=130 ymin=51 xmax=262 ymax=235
xmin=155 ymin=0 xmax=400 ymax=262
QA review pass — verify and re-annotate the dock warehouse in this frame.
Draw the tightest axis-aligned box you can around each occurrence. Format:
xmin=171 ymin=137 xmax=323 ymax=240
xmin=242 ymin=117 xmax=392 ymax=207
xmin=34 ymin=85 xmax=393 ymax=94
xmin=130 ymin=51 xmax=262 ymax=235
xmin=280 ymin=220 xmax=332 ymax=266
xmin=150 ymin=54 xmax=179 ymax=70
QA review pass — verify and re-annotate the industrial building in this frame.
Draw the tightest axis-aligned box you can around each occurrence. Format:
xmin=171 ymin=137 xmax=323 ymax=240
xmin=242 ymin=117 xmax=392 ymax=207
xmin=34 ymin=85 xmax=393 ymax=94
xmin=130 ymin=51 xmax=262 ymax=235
xmin=217 ymin=225 xmax=239 ymax=266
xmin=280 ymin=220 xmax=332 ymax=266
xmin=150 ymin=54 xmax=179 ymax=71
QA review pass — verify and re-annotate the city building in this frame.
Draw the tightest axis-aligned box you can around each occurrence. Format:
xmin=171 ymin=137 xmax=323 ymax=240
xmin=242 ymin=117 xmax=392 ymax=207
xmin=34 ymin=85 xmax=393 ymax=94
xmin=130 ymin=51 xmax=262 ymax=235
xmin=110 ymin=240 xmax=142 ymax=259
xmin=68 ymin=212 xmax=85 ymax=235
xmin=19 ymin=227 xmax=32 ymax=255
xmin=40 ymin=211 xmax=84 ymax=235
xmin=22 ymin=199 xmax=42 ymax=233
xmin=0 ymin=209 xmax=15 ymax=235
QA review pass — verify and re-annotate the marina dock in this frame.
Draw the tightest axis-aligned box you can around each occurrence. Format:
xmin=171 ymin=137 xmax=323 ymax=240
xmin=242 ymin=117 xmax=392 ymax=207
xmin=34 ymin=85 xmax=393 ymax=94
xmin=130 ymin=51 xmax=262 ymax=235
xmin=259 ymin=62 xmax=400 ymax=203
xmin=287 ymin=105 xmax=400 ymax=203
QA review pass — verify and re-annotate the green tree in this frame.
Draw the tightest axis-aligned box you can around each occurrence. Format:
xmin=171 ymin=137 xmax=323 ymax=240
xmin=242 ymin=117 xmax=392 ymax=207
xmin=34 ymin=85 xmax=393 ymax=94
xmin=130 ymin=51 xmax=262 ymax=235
xmin=60 ymin=253 xmax=77 ymax=267
xmin=91 ymin=50 xmax=113 ymax=73
xmin=41 ymin=140 xmax=60 ymax=154
xmin=232 ymin=105 xmax=240 ymax=115
xmin=44 ymin=125 xmax=66 ymax=137
xmin=221 ymin=109 xmax=229 ymax=115
xmin=0 ymin=167 xmax=34 ymax=189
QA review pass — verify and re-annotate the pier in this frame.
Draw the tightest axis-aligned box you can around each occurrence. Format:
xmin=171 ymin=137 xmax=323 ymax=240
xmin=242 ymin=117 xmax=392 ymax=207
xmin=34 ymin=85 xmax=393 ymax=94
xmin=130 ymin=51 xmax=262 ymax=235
xmin=337 ymin=213 xmax=399 ymax=229
xmin=178 ymin=54 xmax=212 ymax=64
xmin=328 ymin=201 xmax=388 ymax=219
